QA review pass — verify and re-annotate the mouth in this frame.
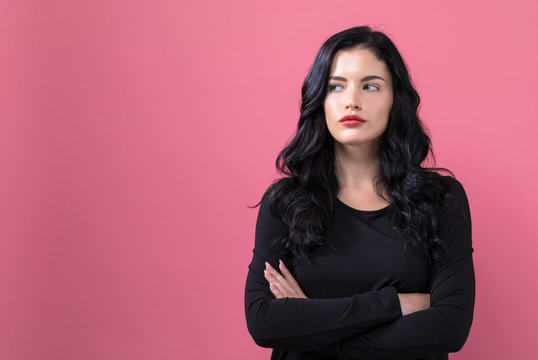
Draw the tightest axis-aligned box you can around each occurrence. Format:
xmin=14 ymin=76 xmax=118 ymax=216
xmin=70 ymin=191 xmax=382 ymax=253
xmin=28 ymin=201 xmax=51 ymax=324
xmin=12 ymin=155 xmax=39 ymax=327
xmin=340 ymin=115 xmax=366 ymax=126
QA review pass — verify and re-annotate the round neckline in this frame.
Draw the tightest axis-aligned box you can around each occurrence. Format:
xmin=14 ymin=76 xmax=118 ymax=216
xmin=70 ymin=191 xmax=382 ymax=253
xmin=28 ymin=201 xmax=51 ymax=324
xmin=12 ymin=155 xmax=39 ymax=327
xmin=335 ymin=197 xmax=391 ymax=214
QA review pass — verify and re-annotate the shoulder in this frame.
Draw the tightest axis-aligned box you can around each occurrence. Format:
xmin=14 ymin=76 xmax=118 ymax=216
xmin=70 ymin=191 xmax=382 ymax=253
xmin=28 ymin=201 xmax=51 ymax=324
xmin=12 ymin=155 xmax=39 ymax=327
xmin=257 ymin=185 xmax=277 ymax=221
xmin=440 ymin=175 xmax=467 ymax=196
xmin=256 ymin=179 xmax=291 ymax=229
xmin=259 ymin=178 xmax=290 ymax=211
xmin=439 ymin=175 xmax=470 ymax=215
xmin=254 ymin=182 xmax=290 ymax=252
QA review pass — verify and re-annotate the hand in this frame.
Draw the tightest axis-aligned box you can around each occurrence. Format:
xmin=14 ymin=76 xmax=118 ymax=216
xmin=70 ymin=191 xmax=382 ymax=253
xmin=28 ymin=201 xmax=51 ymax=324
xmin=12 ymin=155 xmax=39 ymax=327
xmin=264 ymin=260 xmax=308 ymax=299
xmin=397 ymin=293 xmax=430 ymax=316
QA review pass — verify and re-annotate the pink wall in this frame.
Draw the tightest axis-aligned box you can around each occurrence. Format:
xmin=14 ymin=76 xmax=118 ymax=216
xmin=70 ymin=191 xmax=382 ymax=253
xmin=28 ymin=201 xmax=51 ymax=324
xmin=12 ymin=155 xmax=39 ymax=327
xmin=1 ymin=0 xmax=537 ymax=359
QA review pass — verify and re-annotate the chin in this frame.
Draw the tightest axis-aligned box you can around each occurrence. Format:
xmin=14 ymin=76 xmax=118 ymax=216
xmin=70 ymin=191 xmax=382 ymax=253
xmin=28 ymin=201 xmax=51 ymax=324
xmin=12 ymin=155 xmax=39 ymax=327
xmin=334 ymin=136 xmax=383 ymax=148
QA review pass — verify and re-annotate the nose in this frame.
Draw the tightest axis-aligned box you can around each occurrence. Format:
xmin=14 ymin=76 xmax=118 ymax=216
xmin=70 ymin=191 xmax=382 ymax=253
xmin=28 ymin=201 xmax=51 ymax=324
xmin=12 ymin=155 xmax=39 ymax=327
xmin=346 ymin=102 xmax=362 ymax=110
xmin=345 ymin=93 xmax=362 ymax=111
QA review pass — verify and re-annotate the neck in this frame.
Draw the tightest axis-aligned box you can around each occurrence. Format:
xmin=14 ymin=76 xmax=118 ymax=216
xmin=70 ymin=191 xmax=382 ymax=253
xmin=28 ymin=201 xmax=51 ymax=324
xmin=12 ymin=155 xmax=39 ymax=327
xmin=334 ymin=141 xmax=381 ymax=187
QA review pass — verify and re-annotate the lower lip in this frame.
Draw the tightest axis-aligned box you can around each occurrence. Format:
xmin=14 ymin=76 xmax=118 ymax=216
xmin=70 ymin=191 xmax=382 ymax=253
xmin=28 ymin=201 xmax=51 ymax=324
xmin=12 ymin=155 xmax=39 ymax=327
xmin=340 ymin=120 xmax=365 ymax=126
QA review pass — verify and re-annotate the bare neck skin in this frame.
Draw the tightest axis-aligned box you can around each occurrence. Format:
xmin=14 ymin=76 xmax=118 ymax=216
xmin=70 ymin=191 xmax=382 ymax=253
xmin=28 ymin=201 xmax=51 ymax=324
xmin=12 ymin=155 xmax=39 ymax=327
xmin=334 ymin=140 xmax=380 ymax=185
xmin=334 ymin=140 xmax=390 ymax=209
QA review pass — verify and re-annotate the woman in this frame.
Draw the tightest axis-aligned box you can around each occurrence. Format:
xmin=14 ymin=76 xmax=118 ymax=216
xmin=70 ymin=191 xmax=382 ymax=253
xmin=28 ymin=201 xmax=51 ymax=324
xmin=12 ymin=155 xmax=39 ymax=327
xmin=244 ymin=26 xmax=475 ymax=360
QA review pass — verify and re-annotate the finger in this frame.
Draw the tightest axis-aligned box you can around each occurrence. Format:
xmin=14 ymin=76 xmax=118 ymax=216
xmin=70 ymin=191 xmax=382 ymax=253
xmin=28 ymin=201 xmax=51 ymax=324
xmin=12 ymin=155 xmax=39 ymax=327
xmin=278 ymin=260 xmax=299 ymax=285
xmin=264 ymin=270 xmax=283 ymax=298
xmin=271 ymin=278 xmax=291 ymax=297
xmin=269 ymin=282 xmax=285 ymax=299
xmin=264 ymin=269 xmax=277 ymax=285
xmin=265 ymin=262 xmax=288 ymax=285
xmin=264 ymin=266 xmax=280 ymax=282
xmin=278 ymin=260 xmax=307 ymax=298
xmin=266 ymin=266 xmax=307 ymax=299
xmin=265 ymin=262 xmax=305 ymax=298
xmin=264 ymin=268 xmax=291 ymax=296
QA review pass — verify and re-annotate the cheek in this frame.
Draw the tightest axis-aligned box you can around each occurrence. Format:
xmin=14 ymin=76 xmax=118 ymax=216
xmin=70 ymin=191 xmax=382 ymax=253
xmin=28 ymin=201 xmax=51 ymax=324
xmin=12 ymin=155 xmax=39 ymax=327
xmin=373 ymin=97 xmax=393 ymax=119
xmin=324 ymin=97 xmax=338 ymax=117
xmin=383 ymin=93 xmax=394 ymax=115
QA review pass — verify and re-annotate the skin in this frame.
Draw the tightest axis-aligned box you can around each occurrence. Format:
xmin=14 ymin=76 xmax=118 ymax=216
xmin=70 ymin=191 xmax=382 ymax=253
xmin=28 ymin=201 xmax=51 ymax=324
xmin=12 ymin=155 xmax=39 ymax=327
xmin=264 ymin=46 xmax=430 ymax=316
xmin=324 ymin=46 xmax=394 ymax=210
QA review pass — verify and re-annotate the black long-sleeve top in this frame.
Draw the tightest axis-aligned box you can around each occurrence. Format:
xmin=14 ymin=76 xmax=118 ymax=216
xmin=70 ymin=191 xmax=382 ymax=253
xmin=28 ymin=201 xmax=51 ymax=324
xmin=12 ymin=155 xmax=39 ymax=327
xmin=244 ymin=176 xmax=475 ymax=360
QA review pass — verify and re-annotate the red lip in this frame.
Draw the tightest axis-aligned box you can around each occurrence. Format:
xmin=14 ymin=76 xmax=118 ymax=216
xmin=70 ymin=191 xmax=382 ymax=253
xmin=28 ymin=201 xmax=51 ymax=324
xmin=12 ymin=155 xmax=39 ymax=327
xmin=340 ymin=115 xmax=366 ymax=122
xmin=340 ymin=115 xmax=366 ymax=126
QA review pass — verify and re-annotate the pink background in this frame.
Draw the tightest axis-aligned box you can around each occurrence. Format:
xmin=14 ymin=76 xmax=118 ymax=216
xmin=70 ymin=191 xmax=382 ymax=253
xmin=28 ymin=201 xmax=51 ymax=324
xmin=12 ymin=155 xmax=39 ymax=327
xmin=1 ymin=0 xmax=537 ymax=359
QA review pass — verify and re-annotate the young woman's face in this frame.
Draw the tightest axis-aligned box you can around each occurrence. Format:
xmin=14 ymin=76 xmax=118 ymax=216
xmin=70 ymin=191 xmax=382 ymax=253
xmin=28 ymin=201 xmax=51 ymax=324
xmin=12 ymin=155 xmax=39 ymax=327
xmin=324 ymin=47 xmax=393 ymax=149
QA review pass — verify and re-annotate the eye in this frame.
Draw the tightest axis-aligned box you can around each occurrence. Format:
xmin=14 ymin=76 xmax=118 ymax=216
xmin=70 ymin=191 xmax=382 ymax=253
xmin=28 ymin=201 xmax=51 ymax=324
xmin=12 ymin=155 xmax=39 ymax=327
xmin=329 ymin=84 xmax=343 ymax=91
xmin=364 ymin=84 xmax=379 ymax=91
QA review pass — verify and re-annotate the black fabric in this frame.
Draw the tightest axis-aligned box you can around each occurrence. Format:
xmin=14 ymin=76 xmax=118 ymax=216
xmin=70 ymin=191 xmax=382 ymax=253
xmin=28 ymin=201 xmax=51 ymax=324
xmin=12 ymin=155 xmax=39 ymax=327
xmin=244 ymin=176 xmax=475 ymax=360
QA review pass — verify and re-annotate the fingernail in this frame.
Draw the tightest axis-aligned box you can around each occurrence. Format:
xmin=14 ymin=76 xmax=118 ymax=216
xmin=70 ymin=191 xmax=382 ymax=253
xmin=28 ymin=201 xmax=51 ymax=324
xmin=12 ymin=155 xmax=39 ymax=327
xmin=265 ymin=261 xmax=269 ymax=267
xmin=279 ymin=259 xmax=283 ymax=265
xmin=263 ymin=270 xmax=267 ymax=275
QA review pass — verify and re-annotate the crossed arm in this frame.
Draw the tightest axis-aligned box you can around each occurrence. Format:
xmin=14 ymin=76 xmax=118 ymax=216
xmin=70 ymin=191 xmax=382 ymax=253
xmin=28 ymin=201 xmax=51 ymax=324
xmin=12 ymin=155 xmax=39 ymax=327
xmin=245 ymin=180 xmax=475 ymax=358
xmin=264 ymin=241 xmax=474 ymax=359
xmin=264 ymin=260 xmax=430 ymax=317
xmin=245 ymin=192 xmax=408 ymax=351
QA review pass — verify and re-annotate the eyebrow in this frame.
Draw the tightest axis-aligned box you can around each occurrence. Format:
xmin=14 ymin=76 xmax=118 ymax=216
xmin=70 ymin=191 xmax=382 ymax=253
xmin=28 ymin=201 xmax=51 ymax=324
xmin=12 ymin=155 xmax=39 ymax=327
xmin=328 ymin=75 xmax=386 ymax=82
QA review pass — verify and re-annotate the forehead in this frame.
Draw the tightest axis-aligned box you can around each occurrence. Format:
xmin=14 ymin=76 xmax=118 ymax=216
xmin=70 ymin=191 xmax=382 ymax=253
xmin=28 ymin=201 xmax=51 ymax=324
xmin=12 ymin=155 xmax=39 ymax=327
xmin=329 ymin=47 xmax=391 ymax=80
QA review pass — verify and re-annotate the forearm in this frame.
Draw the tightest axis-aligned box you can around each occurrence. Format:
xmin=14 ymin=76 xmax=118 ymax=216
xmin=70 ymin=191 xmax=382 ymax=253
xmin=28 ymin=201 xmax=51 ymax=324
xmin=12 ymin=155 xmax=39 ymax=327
xmin=319 ymin=305 xmax=473 ymax=359
xmin=316 ymin=255 xmax=475 ymax=359
xmin=245 ymin=267 xmax=402 ymax=350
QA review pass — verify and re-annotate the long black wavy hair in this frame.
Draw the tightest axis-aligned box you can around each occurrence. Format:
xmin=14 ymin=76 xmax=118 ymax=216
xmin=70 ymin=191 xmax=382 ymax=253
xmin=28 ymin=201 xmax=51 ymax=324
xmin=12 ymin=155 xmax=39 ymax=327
xmin=258 ymin=26 xmax=455 ymax=267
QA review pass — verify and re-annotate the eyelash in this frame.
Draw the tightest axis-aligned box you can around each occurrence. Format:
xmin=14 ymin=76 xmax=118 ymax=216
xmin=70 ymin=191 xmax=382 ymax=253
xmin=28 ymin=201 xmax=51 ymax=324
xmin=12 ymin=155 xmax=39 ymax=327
xmin=329 ymin=84 xmax=379 ymax=91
